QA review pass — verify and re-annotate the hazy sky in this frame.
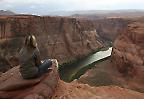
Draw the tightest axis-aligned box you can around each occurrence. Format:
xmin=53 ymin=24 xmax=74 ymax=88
xmin=0 ymin=0 xmax=144 ymax=15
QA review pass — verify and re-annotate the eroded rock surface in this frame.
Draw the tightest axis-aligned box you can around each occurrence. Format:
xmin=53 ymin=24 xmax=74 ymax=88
xmin=112 ymin=17 xmax=144 ymax=91
xmin=93 ymin=18 xmax=129 ymax=41
xmin=52 ymin=80 xmax=144 ymax=99
xmin=0 ymin=59 xmax=143 ymax=99
xmin=0 ymin=15 xmax=102 ymax=72
xmin=77 ymin=17 xmax=144 ymax=92
xmin=0 ymin=61 xmax=59 ymax=99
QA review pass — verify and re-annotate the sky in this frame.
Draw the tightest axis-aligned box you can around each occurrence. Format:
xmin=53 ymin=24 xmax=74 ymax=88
xmin=0 ymin=0 xmax=144 ymax=15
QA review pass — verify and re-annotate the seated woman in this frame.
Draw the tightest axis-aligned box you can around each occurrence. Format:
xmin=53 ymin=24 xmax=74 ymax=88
xmin=19 ymin=35 xmax=52 ymax=79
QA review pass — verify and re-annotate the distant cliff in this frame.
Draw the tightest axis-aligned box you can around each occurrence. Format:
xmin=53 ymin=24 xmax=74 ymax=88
xmin=93 ymin=18 xmax=129 ymax=42
xmin=0 ymin=10 xmax=15 ymax=15
xmin=0 ymin=15 xmax=102 ymax=72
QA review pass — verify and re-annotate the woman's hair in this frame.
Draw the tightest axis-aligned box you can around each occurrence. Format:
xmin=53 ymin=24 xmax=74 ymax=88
xmin=24 ymin=35 xmax=37 ymax=48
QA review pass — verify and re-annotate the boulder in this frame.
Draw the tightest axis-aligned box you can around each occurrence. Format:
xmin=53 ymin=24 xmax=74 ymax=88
xmin=0 ymin=66 xmax=43 ymax=91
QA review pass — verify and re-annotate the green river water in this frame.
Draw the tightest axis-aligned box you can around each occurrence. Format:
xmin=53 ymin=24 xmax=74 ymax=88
xmin=59 ymin=47 xmax=113 ymax=82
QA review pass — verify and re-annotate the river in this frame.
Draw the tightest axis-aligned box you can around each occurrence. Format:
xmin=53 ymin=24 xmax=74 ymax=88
xmin=59 ymin=47 xmax=113 ymax=82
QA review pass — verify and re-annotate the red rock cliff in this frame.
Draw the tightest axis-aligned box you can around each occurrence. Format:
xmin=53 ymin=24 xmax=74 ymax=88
xmin=0 ymin=15 xmax=102 ymax=72
xmin=112 ymin=17 xmax=144 ymax=91
xmin=93 ymin=18 xmax=129 ymax=41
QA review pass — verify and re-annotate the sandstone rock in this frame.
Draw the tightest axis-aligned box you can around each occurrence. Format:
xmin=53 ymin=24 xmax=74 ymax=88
xmin=112 ymin=17 xmax=144 ymax=91
xmin=93 ymin=18 xmax=129 ymax=41
xmin=52 ymin=80 xmax=144 ymax=99
xmin=0 ymin=15 xmax=103 ymax=71
xmin=77 ymin=17 xmax=144 ymax=93
xmin=0 ymin=57 xmax=143 ymax=99
xmin=0 ymin=60 xmax=59 ymax=99
xmin=0 ymin=66 xmax=43 ymax=91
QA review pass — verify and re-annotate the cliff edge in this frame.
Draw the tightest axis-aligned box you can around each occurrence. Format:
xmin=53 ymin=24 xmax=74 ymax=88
xmin=0 ymin=60 xmax=143 ymax=99
xmin=112 ymin=17 xmax=144 ymax=91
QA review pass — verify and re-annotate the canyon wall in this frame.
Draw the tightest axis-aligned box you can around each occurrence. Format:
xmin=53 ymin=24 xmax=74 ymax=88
xmin=93 ymin=18 xmax=129 ymax=42
xmin=112 ymin=17 xmax=144 ymax=91
xmin=0 ymin=15 xmax=102 ymax=72
xmin=77 ymin=17 xmax=144 ymax=92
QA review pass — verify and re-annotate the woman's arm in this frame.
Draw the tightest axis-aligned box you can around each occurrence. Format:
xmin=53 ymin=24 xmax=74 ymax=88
xmin=33 ymin=48 xmax=42 ymax=67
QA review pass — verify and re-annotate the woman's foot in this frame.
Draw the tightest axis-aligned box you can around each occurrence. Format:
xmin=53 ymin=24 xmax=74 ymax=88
xmin=51 ymin=59 xmax=58 ymax=68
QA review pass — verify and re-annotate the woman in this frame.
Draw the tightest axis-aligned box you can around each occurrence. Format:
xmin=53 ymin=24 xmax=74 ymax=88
xmin=19 ymin=35 xmax=52 ymax=79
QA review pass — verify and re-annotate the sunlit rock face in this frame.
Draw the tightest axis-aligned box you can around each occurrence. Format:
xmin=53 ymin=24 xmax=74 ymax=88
xmin=0 ymin=15 xmax=102 ymax=72
xmin=112 ymin=17 xmax=144 ymax=90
